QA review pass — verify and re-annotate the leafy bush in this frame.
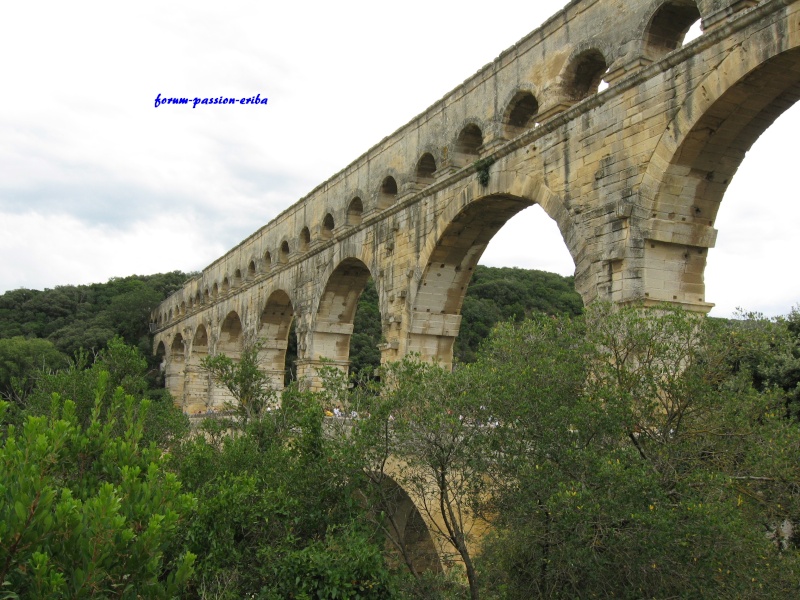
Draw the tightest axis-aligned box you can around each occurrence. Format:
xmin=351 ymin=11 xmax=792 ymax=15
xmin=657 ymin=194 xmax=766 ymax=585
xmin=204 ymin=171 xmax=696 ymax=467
xmin=0 ymin=374 xmax=195 ymax=599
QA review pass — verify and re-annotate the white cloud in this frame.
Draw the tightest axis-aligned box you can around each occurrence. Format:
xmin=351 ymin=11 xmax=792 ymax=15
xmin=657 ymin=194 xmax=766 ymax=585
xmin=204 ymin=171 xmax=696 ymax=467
xmin=0 ymin=212 xmax=224 ymax=291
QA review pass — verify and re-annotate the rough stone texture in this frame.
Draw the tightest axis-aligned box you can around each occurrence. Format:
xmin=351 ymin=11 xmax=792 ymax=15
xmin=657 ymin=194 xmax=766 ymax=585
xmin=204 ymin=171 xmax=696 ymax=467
xmin=154 ymin=0 xmax=800 ymax=408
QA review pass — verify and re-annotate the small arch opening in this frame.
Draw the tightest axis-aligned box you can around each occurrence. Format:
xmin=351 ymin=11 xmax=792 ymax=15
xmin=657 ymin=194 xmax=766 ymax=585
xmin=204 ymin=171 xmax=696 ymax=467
xmin=280 ymin=241 xmax=290 ymax=263
xmin=264 ymin=251 xmax=272 ymax=271
xmin=221 ymin=277 xmax=230 ymax=294
xmin=565 ymin=49 xmax=608 ymax=101
xmin=348 ymin=197 xmax=364 ymax=225
xmin=203 ymin=289 xmax=210 ymax=304
xmin=416 ymin=153 xmax=437 ymax=183
xmin=212 ymin=283 xmax=219 ymax=299
xmin=180 ymin=301 xmax=186 ymax=315
xmin=300 ymin=227 xmax=311 ymax=251
xmin=322 ymin=213 xmax=335 ymax=239
xmin=378 ymin=176 xmax=398 ymax=209
xmin=248 ymin=260 xmax=256 ymax=279
xmin=504 ymin=92 xmax=539 ymax=138
xmin=454 ymin=124 xmax=484 ymax=162
xmin=644 ymin=1 xmax=702 ymax=61
xmin=233 ymin=268 xmax=242 ymax=287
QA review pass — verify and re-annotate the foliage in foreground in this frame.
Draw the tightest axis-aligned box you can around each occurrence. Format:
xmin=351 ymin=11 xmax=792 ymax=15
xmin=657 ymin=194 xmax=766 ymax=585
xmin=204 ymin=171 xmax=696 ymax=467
xmin=0 ymin=375 xmax=195 ymax=599
xmin=3 ymin=304 xmax=800 ymax=599
xmin=471 ymin=305 xmax=800 ymax=599
xmin=169 ymin=382 xmax=395 ymax=599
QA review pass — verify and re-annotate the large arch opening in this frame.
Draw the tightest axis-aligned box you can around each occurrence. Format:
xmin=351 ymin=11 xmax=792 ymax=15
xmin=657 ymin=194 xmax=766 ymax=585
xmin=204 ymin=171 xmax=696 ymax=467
xmin=349 ymin=277 xmax=382 ymax=379
xmin=258 ymin=290 xmax=295 ymax=391
xmin=370 ymin=473 xmax=443 ymax=576
xmin=410 ymin=195 xmax=581 ymax=368
xmin=212 ymin=311 xmax=243 ymax=410
xmin=309 ymin=258 xmax=378 ymax=377
xmin=705 ymin=103 xmax=800 ymax=317
xmin=166 ymin=334 xmax=185 ymax=406
xmin=186 ymin=325 xmax=209 ymax=414
xmin=155 ymin=340 xmax=167 ymax=389
xmin=647 ymin=46 xmax=800 ymax=311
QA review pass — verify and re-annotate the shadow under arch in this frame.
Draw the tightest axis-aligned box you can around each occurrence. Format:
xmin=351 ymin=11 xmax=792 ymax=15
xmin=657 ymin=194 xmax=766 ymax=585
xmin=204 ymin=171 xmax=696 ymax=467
xmin=166 ymin=333 xmax=185 ymax=406
xmin=410 ymin=190 xmax=577 ymax=368
xmin=211 ymin=311 xmax=244 ymax=409
xmin=185 ymin=324 xmax=210 ymax=414
xmin=258 ymin=289 xmax=295 ymax=390
xmin=641 ymin=39 xmax=800 ymax=306
xmin=369 ymin=472 xmax=443 ymax=576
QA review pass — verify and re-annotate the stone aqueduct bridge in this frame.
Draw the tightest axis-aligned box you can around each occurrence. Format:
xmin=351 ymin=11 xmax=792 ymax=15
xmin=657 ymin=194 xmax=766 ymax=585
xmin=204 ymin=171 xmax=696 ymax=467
xmin=154 ymin=0 xmax=800 ymax=411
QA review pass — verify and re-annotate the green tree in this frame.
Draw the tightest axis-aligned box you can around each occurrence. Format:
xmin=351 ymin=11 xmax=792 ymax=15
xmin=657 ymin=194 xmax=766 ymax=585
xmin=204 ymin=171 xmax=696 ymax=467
xmin=170 ymin=380 xmax=396 ymax=599
xmin=200 ymin=343 xmax=279 ymax=425
xmin=474 ymin=305 xmax=800 ymax=598
xmin=0 ymin=375 xmax=196 ymax=599
xmin=0 ymin=337 xmax=67 ymax=405
xmin=24 ymin=337 xmax=188 ymax=449
xmin=349 ymin=358 xmax=492 ymax=600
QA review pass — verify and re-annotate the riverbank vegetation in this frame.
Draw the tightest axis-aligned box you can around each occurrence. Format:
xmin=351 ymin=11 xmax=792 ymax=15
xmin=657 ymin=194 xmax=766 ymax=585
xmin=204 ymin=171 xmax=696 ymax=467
xmin=1 ymin=270 xmax=798 ymax=598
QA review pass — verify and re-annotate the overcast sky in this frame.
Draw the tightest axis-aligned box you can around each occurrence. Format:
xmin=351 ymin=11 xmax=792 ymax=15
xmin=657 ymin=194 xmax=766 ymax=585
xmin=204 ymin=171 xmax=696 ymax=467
xmin=1 ymin=1 xmax=797 ymax=318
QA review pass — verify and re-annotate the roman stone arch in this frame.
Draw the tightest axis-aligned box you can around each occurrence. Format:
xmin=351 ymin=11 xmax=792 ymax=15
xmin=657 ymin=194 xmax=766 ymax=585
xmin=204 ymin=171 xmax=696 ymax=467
xmin=371 ymin=473 xmax=443 ymax=575
xmin=155 ymin=340 xmax=166 ymax=385
xmin=166 ymin=333 xmax=186 ymax=405
xmin=451 ymin=122 xmax=484 ymax=167
xmin=502 ymin=89 xmax=540 ymax=139
xmin=300 ymin=257 xmax=378 ymax=389
xmin=321 ymin=213 xmax=335 ymax=239
xmin=299 ymin=226 xmax=311 ymax=251
xmin=279 ymin=240 xmax=290 ymax=263
xmin=415 ymin=152 xmax=437 ymax=184
xmin=186 ymin=324 xmax=210 ymax=414
xmin=378 ymin=175 xmax=399 ymax=210
xmin=409 ymin=194 xmax=534 ymax=367
xmin=640 ymin=38 xmax=800 ymax=306
xmin=257 ymin=289 xmax=295 ymax=390
xmin=347 ymin=197 xmax=364 ymax=225
xmin=211 ymin=311 xmax=244 ymax=409
xmin=562 ymin=46 xmax=610 ymax=102
xmin=641 ymin=0 xmax=702 ymax=61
